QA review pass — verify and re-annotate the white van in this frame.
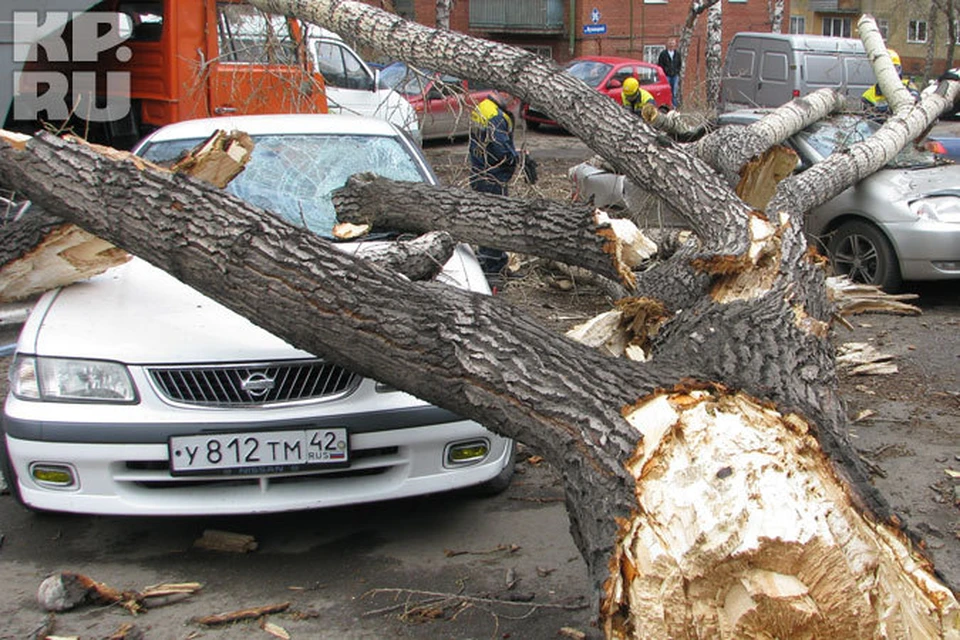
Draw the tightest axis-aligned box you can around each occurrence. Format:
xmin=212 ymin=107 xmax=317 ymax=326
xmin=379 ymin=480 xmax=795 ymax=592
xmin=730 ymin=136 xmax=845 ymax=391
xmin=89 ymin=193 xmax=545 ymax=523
xmin=307 ymin=27 xmax=421 ymax=142
xmin=720 ymin=32 xmax=877 ymax=111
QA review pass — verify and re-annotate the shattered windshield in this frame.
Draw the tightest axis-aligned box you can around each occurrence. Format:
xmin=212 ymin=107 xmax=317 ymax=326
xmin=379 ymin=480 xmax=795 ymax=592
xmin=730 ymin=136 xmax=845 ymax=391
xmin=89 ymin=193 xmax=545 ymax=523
xmin=565 ymin=60 xmax=614 ymax=89
xmin=140 ymin=133 xmax=426 ymax=238
xmin=796 ymin=115 xmax=939 ymax=169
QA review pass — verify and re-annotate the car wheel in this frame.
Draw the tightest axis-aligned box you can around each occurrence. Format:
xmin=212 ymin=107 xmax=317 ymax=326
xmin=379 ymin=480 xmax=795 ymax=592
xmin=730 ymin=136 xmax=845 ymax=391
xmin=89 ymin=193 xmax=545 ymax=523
xmin=828 ymin=220 xmax=902 ymax=292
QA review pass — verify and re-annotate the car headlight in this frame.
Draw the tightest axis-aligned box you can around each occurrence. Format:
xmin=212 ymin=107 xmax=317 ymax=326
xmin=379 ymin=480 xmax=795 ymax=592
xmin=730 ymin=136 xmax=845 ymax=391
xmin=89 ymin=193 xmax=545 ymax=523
xmin=11 ymin=355 xmax=137 ymax=403
xmin=909 ymin=196 xmax=960 ymax=223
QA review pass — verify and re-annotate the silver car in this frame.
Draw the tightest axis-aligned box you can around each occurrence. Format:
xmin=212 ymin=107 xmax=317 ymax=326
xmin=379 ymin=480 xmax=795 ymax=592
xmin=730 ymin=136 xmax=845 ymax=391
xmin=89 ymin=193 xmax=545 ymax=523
xmin=570 ymin=110 xmax=960 ymax=291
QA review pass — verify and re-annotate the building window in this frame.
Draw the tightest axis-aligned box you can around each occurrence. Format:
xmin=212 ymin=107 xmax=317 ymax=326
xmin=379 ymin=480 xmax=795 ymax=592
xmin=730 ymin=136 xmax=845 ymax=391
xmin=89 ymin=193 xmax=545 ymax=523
xmin=822 ymin=17 xmax=851 ymax=38
xmin=522 ymin=45 xmax=553 ymax=59
xmin=955 ymin=21 xmax=960 ymax=44
xmin=877 ymin=19 xmax=889 ymax=40
xmin=908 ymin=19 xmax=928 ymax=43
xmin=789 ymin=16 xmax=805 ymax=34
xmin=644 ymin=45 xmax=665 ymax=64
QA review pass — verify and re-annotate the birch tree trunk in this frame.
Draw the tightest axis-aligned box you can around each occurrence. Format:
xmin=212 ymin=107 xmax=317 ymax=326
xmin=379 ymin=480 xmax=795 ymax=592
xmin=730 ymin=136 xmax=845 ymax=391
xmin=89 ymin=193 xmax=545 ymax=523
xmin=2 ymin=3 xmax=959 ymax=638
xmin=435 ymin=0 xmax=454 ymax=30
xmin=767 ymin=0 xmax=783 ymax=33
xmin=705 ymin=1 xmax=723 ymax=109
xmin=678 ymin=0 xmax=720 ymax=109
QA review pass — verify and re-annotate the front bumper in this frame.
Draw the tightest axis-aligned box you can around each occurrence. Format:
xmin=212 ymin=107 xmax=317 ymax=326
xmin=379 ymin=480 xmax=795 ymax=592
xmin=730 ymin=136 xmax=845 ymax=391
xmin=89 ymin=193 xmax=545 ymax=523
xmin=3 ymin=420 xmax=512 ymax=516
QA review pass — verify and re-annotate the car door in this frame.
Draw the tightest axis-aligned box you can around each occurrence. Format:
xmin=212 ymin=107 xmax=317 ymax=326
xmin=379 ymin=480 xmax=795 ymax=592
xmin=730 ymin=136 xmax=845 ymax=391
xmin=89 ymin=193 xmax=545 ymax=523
xmin=419 ymin=73 xmax=467 ymax=139
xmin=312 ymin=37 xmax=377 ymax=118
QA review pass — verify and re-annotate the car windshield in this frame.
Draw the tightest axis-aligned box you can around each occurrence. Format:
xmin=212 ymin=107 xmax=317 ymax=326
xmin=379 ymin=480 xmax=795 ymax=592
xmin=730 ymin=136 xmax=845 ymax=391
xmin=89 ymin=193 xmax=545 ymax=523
xmin=565 ymin=60 xmax=614 ymax=89
xmin=796 ymin=115 xmax=939 ymax=169
xmin=140 ymin=133 xmax=426 ymax=237
xmin=379 ymin=62 xmax=435 ymax=96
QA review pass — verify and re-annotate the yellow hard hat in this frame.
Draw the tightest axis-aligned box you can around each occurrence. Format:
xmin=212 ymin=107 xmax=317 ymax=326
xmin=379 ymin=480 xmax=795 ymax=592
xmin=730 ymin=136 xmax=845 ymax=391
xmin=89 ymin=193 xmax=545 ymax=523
xmin=887 ymin=49 xmax=901 ymax=67
xmin=622 ymin=77 xmax=640 ymax=97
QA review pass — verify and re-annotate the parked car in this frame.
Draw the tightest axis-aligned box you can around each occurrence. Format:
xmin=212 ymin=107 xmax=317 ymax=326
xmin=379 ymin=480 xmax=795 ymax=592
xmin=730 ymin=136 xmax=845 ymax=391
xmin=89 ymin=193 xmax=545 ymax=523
xmin=521 ymin=56 xmax=673 ymax=130
xmin=307 ymin=27 xmax=420 ymax=142
xmin=569 ymin=110 xmax=960 ymax=291
xmin=1 ymin=114 xmax=515 ymax=516
xmin=378 ymin=62 xmax=518 ymax=141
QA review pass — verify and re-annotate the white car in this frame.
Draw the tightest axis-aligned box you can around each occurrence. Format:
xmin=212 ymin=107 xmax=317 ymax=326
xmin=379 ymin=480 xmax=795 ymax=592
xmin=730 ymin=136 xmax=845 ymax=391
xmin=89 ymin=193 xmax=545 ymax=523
xmin=307 ymin=27 xmax=421 ymax=143
xmin=1 ymin=114 xmax=513 ymax=515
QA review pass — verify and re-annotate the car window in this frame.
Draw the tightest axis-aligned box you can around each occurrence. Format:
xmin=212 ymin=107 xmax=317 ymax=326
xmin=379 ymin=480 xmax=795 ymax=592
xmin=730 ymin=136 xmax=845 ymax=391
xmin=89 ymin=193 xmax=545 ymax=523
xmin=637 ymin=66 xmax=659 ymax=85
xmin=313 ymin=41 xmax=373 ymax=90
xmin=139 ymin=133 xmax=427 ymax=237
xmin=610 ymin=67 xmax=635 ymax=86
xmin=217 ymin=2 xmax=298 ymax=65
xmin=565 ymin=60 xmax=614 ymax=89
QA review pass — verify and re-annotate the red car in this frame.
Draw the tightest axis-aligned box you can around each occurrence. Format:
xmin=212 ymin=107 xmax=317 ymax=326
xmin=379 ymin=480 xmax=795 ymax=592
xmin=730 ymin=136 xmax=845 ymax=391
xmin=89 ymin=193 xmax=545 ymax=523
xmin=522 ymin=56 xmax=673 ymax=129
xmin=380 ymin=62 xmax=519 ymax=141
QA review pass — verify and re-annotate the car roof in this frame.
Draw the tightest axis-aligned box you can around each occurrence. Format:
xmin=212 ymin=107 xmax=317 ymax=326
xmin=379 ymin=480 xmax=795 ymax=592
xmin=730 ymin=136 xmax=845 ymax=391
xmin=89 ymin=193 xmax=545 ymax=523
xmin=140 ymin=113 xmax=401 ymax=144
xmin=571 ymin=55 xmax=658 ymax=67
xmin=717 ymin=109 xmax=774 ymax=126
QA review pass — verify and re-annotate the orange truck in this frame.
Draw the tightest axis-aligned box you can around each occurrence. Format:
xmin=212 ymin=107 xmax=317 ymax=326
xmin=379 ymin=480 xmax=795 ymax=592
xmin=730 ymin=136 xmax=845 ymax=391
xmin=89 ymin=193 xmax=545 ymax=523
xmin=8 ymin=0 xmax=327 ymax=148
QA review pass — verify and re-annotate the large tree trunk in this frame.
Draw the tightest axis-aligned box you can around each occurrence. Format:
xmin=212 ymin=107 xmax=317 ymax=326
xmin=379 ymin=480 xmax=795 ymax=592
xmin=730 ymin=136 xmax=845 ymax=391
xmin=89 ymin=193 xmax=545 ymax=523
xmin=2 ymin=2 xmax=959 ymax=637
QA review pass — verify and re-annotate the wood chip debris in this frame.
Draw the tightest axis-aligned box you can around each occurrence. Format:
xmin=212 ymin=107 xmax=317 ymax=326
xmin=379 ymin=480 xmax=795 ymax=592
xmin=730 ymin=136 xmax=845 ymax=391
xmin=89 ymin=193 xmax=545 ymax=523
xmin=36 ymin=572 xmax=202 ymax=614
xmin=193 ymin=529 xmax=258 ymax=553
xmin=836 ymin=342 xmax=898 ymax=375
xmin=194 ymin=602 xmax=291 ymax=626
xmin=443 ymin=543 xmax=520 ymax=557
xmin=260 ymin=619 xmax=291 ymax=639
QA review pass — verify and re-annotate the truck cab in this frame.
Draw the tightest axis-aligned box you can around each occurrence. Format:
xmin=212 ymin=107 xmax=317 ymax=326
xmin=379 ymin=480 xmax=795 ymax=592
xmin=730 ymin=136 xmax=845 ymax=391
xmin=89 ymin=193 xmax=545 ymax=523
xmin=8 ymin=0 xmax=329 ymax=148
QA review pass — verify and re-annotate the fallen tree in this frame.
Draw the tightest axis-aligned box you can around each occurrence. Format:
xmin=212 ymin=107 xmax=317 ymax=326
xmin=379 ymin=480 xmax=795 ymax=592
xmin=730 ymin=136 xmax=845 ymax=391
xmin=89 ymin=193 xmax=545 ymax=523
xmin=1 ymin=3 xmax=958 ymax=638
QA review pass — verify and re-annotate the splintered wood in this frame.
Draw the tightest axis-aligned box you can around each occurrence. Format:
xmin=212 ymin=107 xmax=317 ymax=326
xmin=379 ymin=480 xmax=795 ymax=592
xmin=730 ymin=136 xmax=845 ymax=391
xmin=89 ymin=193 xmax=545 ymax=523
xmin=0 ymin=128 xmax=254 ymax=302
xmin=600 ymin=387 xmax=959 ymax=639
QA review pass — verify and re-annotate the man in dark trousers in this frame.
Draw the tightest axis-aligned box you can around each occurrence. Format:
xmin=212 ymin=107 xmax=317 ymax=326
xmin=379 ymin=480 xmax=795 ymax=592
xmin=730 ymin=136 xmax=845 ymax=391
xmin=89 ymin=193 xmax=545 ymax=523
xmin=657 ymin=37 xmax=682 ymax=108
xmin=468 ymin=90 xmax=518 ymax=275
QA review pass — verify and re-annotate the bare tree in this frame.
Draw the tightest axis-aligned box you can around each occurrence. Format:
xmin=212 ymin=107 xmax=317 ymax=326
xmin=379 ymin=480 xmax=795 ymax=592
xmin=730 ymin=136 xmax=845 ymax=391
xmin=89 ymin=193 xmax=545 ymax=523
xmin=767 ymin=0 xmax=784 ymax=33
xmin=2 ymin=2 xmax=959 ymax=637
xmin=705 ymin=0 xmax=723 ymax=108
xmin=436 ymin=0 xmax=454 ymax=30
xmin=678 ymin=0 xmax=721 ymax=109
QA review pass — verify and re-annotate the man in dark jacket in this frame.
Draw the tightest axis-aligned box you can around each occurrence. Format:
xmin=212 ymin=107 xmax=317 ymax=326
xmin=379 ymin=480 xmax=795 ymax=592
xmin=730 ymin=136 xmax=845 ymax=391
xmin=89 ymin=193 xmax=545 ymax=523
xmin=468 ymin=91 xmax=518 ymax=274
xmin=657 ymin=37 xmax=682 ymax=108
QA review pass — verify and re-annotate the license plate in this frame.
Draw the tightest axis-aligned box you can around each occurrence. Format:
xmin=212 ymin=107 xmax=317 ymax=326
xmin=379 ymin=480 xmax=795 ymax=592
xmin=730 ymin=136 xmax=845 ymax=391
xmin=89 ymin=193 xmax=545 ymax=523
xmin=169 ymin=428 xmax=349 ymax=476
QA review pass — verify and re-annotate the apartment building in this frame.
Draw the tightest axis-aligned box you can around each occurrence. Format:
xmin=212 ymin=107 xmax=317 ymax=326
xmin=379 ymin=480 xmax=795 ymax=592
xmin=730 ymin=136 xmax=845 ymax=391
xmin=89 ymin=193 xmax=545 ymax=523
xmin=789 ymin=0 xmax=957 ymax=79
xmin=375 ymin=0 xmax=785 ymax=104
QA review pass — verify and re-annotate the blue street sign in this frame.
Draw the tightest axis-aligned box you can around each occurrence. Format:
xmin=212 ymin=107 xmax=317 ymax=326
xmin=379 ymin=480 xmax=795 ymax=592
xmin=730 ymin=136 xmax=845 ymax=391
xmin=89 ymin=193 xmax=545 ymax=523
xmin=583 ymin=24 xmax=607 ymax=35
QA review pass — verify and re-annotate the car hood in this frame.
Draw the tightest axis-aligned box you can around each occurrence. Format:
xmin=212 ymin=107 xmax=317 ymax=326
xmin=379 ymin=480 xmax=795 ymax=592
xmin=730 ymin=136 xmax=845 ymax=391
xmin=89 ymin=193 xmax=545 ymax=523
xmin=24 ymin=246 xmax=486 ymax=365
xmin=871 ymin=163 xmax=960 ymax=200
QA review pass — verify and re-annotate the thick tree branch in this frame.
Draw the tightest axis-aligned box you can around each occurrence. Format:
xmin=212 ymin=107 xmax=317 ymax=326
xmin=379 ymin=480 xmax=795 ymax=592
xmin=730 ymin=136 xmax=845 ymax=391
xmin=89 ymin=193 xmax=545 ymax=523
xmin=768 ymin=85 xmax=960 ymax=218
xmin=333 ymin=174 xmax=657 ymax=288
xmin=251 ymin=0 xmax=757 ymax=268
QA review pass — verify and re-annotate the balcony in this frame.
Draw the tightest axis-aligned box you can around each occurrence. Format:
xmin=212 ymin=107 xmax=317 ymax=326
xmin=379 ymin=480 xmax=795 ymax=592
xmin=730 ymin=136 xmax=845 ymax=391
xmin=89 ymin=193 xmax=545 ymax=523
xmin=469 ymin=0 xmax=565 ymax=34
xmin=809 ymin=0 xmax=861 ymax=13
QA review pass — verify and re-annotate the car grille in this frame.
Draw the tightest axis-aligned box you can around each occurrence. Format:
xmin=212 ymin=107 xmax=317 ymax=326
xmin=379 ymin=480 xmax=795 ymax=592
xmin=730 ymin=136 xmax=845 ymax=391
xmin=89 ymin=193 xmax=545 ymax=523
xmin=148 ymin=360 xmax=360 ymax=407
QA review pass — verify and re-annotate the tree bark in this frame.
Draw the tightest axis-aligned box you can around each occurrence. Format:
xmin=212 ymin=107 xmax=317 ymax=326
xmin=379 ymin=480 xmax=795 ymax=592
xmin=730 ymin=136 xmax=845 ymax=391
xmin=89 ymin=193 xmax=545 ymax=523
xmin=705 ymin=1 xmax=723 ymax=109
xmin=767 ymin=0 xmax=784 ymax=33
xmin=3 ymin=3 xmax=960 ymax=637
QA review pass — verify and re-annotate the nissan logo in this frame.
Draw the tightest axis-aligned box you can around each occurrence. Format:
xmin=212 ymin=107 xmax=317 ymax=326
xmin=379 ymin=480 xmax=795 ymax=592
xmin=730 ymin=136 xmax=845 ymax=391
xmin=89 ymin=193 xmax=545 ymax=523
xmin=240 ymin=372 xmax=276 ymax=398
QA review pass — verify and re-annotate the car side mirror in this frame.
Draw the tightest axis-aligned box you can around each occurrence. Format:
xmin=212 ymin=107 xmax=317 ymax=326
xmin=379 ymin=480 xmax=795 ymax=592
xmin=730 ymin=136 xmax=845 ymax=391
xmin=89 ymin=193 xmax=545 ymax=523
xmin=607 ymin=79 xmax=622 ymax=89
